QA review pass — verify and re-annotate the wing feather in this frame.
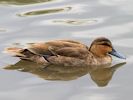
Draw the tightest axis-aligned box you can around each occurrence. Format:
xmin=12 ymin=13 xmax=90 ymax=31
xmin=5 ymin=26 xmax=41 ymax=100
xmin=27 ymin=40 xmax=88 ymax=58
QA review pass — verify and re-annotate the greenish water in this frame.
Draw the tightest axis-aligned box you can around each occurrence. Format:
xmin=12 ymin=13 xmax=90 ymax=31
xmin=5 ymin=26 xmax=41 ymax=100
xmin=0 ymin=0 xmax=133 ymax=100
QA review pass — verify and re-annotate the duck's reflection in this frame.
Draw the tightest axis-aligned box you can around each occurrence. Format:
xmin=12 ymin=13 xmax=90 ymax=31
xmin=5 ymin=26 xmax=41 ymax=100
xmin=4 ymin=60 xmax=126 ymax=87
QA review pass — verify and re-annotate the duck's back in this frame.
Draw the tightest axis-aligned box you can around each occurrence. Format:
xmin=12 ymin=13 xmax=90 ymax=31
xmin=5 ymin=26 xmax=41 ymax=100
xmin=27 ymin=40 xmax=88 ymax=58
xmin=5 ymin=40 xmax=90 ymax=66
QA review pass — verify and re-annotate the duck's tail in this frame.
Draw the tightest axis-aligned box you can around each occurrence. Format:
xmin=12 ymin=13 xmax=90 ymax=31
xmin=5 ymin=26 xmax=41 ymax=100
xmin=5 ymin=47 xmax=25 ymax=57
xmin=4 ymin=47 xmax=49 ymax=65
xmin=5 ymin=47 xmax=34 ymax=59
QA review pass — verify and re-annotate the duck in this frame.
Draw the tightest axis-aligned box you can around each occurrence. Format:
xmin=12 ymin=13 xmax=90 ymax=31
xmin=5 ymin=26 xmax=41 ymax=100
xmin=5 ymin=37 xmax=126 ymax=66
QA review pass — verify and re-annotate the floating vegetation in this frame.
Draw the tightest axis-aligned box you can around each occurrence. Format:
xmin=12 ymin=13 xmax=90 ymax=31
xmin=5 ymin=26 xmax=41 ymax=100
xmin=17 ymin=7 xmax=72 ymax=17
xmin=0 ymin=0 xmax=54 ymax=5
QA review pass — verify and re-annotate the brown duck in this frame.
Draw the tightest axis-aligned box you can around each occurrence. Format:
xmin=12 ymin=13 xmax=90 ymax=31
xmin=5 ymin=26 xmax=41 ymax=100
xmin=5 ymin=37 xmax=126 ymax=66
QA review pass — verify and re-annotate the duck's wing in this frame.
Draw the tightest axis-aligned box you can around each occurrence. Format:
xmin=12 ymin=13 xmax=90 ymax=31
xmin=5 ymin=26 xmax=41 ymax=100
xmin=55 ymin=47 xmax=89 ymax=58
xmin=27 ymin=40 xmax=88 ymax=58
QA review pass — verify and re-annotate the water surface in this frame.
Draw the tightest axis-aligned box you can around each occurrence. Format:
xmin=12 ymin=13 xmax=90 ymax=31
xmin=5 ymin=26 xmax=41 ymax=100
xmin=0 ymin=0 xmax=133 ymax=100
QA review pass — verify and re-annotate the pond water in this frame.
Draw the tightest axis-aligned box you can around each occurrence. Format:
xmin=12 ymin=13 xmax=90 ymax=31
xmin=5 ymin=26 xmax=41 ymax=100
xmin=0 ymin=0 xmax=133 ymax=100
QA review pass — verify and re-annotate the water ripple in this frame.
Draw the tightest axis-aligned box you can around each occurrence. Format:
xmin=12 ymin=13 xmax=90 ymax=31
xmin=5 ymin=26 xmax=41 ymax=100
xmin=38 ymin=19 xmax=98 ymax=26
xmin=72 ymin=22 xmax=133 ymax=38
xmin=0 ymin=28 xmax=6 ymax=32
xmin=52 ymin=19 xmax=97 ymax=26
xmin=0 ymin=0 xmax=54 ymax=5
xmin=17 ymin=6 xmax=72 ymax=17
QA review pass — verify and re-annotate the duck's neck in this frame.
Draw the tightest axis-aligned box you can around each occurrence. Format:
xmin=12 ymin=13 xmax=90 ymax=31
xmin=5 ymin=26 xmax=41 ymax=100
xmin=88 ymin=53 xmax=112 ymax=65
xmin=96 ymin=55 xmax=112 ymax=65
xmin=95 ymin=55 xmax=112 ymax=65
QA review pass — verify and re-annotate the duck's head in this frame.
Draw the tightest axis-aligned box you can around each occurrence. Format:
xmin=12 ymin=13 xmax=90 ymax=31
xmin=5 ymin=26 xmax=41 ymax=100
xmin=89 ymin=37 xmax=126 ymax=59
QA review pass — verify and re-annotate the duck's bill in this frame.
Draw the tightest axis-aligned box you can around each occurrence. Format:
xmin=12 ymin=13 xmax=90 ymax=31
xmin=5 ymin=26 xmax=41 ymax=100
xmin=109 ymin=48 xmax=126 ymax=59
